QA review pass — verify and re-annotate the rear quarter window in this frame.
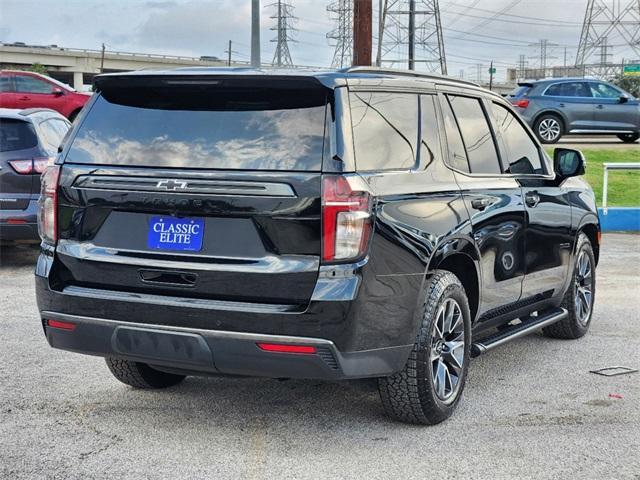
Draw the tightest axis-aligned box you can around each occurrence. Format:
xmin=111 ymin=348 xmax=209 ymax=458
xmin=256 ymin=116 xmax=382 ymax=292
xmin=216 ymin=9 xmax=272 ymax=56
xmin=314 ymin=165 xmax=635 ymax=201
xmin=0 ymin=119 xmax=38 ymax=152
xmin=65 ymin=91 xmax=328 ymax=171
xmin=350 ymin=91 xmax=419 ymax=171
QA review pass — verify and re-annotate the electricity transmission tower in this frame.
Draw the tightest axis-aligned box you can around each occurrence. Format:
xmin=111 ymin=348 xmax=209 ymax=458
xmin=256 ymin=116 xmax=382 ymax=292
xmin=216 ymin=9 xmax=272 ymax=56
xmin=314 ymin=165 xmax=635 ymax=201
xmin=269 ymin=0 xmax=296 ymax=67
xmin=576 ymin=0 xmax=640 ymax=76
xmin=327 ymin=0 xmax=353 ymax=68
xmin=379 ymin=0 xmax=447 ymax=74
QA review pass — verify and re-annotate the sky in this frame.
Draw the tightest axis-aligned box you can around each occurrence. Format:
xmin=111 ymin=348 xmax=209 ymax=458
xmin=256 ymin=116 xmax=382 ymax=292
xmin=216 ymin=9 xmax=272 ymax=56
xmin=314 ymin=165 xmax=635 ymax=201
xmin=1 ymin=0 xmax=638 ymax=82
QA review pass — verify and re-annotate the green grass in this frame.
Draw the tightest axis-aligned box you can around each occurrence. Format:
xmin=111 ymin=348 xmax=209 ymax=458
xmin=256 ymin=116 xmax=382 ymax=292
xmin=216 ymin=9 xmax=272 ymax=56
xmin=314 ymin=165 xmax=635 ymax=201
xmin=545 ymin=149 xmax=640 ymax=207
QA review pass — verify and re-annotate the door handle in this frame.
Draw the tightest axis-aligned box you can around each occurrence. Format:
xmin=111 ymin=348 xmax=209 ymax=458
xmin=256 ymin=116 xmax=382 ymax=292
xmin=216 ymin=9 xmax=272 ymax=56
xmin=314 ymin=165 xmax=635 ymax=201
xmin=525 ymin=191 xmax=540 ymax=208
xmin=471 ymin=198 xmax=491 ymax=211
xmin=18 ymin=96 xmax=30 ymax=101
xmin=596 ymin=104 xmax=604 ymax=109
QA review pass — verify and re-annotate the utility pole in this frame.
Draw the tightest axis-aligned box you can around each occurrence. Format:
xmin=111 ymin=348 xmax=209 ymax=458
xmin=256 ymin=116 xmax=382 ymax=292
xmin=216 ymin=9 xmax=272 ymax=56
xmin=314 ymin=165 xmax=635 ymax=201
xmin=529 ymin=39 xmax=556 ymax=78
xmin=227 ymin=40 xmax=232 ymax=66
xmin=378 ymin=0 xmax=446 ymax=74
xmin=100 ymin=43 xmax=105 ymax=73
xmin=270 ymin=0 xmax=296 ymax=67
xmin=251 ymin=0 xmax=261 ymax=67
xmin=376 ymin=0 xmax=388 ymax=67
xmin=408 ymin=0 xmax=416 ymax=70
xmin=517 ymin=54 xmax=527 ymax=79
xmin=353 ymin=0 xmax=372 ymax=66
xmin=475 ymin=63 xmax=482 ymax=83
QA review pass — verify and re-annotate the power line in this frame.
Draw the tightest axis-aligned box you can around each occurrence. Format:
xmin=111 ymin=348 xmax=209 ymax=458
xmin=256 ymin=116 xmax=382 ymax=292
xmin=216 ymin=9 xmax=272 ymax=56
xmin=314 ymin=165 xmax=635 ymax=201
xmin=327 ymin=0 xmax=353 ymax=68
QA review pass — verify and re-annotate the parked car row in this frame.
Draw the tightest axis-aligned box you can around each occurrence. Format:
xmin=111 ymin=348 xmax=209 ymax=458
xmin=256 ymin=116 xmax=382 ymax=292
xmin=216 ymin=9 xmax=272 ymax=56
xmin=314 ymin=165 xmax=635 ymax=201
xmin=0 ymin=108 xmax=71 ymax=243
xmin=507 ymin=77 xmax=640 ymax=144
xmin=0 ymin=70 xmax=91 ymax=121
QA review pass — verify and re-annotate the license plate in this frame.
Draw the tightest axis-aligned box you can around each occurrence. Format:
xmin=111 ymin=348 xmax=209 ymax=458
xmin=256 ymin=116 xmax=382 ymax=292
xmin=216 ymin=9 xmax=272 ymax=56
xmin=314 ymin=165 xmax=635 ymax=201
xmin=147 ymin=216 xmax=204 ymax=251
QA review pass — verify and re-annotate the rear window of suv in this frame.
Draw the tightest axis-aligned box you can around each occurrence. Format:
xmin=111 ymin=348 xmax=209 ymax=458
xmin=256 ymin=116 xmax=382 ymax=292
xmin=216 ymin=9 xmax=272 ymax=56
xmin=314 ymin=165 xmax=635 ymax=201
xmin=0 ymin=119 xmax=38 ymax=152
xmin=65 ymin=89 xmax=328 ymax=171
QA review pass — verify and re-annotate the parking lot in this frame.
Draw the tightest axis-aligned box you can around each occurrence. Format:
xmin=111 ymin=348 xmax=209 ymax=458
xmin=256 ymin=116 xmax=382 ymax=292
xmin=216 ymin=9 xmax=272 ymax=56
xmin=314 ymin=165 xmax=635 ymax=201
xmin=1 ymin=233 xmax=639 ymax=479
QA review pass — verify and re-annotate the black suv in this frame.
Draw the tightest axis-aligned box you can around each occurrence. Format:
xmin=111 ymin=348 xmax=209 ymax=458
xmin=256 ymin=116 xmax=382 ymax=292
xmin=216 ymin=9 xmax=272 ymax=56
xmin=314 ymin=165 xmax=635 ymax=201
xmin=35 ymin=68 xmax=600 ymax=424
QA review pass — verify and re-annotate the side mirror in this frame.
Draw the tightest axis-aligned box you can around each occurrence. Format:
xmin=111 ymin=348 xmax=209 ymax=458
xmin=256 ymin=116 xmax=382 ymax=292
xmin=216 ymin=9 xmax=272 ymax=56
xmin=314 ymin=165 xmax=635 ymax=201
xmin=52 ymin=87 xmax=64 ymax=96
xmin=554 ymin=148 xmax=586 ymax=180
xmin=619 ymin=94 xmax=629 ymax=104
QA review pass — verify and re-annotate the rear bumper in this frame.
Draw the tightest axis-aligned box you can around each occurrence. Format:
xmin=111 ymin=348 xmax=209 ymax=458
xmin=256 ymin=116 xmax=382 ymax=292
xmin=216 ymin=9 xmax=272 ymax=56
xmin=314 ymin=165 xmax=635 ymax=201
xmin=41 ymin=311 xmax=411 ymax=380
xmin=0 ymin=200 xmax=39 ymax=242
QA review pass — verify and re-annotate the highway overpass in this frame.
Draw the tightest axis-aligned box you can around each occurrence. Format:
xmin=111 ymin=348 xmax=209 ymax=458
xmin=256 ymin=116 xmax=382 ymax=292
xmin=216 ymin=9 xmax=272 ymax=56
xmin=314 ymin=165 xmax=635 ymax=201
xmin=0 ymin=43 xmax=247 ymax=89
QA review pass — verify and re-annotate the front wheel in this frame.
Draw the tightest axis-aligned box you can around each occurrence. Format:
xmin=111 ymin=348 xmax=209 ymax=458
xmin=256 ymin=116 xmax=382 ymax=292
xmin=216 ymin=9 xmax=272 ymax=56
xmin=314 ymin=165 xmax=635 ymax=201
xmin=378 ymin=271 xmax=471 ymax=425
xmin=543 ymin=233 xmax=596 ymax=339
xmin=617 ymin=133 xmax=639 ymax=143
xmin=534 ymin=114 xmax=563 ymax=144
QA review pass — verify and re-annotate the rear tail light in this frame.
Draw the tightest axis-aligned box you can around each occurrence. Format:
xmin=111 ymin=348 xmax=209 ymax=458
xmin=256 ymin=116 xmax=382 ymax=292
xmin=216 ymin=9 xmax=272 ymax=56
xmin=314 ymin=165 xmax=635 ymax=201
xmin=257 ymin=343 xmax=317 ymax=354
xmin=37 ymin=165 xmax=61 ymax=244
xmin=321 ymin=175 xmax=372 ymax=263
xmin=8 ymin=159 xmax=34 ymax=174
xmin=511 ymin=99 xmax=530 ymax=109
xmin=8 ymin=157 xmax=54 ymax=174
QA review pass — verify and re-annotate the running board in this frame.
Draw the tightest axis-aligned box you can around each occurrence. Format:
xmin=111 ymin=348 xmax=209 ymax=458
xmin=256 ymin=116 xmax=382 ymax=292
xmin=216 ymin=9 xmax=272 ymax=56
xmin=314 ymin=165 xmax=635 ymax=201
xmin=471 ymin=308 xmax=568 ymax=358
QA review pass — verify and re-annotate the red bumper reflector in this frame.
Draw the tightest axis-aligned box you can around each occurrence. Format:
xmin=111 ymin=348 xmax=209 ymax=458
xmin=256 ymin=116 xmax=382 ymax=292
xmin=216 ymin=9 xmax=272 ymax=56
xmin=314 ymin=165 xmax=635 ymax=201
xmin=47 ymin=319 xmax=76 ymax=331
xmin=6 ymin=219 xmax=27 ymax=225
xmin=256 ymin=343 xmax=317 ymax=354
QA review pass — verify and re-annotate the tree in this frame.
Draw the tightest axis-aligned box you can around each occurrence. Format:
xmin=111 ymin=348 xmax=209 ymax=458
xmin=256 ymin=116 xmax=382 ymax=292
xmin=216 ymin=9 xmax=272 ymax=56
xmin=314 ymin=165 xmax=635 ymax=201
xmin=29 ymin=63 xmax=48 ymax=75
xmin=612 ymin=74 xmax=640 ymax=98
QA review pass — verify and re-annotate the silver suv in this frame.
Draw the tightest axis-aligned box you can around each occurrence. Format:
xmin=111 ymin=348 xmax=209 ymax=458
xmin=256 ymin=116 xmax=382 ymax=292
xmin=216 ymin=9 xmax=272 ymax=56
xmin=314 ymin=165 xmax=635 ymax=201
xmin=508 ymin=78 xmax=639 ymax=144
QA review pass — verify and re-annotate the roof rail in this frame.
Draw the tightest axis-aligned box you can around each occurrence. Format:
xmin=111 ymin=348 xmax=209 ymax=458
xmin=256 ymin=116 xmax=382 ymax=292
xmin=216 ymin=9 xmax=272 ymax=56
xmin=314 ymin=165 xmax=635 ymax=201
xmin=340 ymin=66 xmax=480 ymax=87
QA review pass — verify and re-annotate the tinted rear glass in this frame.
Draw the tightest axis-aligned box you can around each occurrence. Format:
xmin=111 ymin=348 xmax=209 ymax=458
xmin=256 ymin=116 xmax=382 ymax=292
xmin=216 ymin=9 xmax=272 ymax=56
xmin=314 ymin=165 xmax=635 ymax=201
xmin=509 ymin=86 xmax=530 ymax=98
xmin=66 ymin=90 xmax=328 ymax=171
xmin=0 ymin=119 xmax=38 ymax=152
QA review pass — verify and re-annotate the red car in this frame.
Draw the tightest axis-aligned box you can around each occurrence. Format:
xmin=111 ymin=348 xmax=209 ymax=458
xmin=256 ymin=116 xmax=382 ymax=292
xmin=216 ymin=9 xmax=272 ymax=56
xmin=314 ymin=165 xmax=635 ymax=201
xmin=0 ymin=70 xmax=91 ymax=121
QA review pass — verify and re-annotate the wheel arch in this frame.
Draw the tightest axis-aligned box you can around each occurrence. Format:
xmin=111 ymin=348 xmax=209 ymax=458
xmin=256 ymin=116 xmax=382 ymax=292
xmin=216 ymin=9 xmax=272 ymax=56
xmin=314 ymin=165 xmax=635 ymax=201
xmin=533 ymin=109 xmax=567 ymax=133
xmin=579 ymin=221 xmax=600 ymax=265
xmin=426 ymin=237 xmax=481 ymax=323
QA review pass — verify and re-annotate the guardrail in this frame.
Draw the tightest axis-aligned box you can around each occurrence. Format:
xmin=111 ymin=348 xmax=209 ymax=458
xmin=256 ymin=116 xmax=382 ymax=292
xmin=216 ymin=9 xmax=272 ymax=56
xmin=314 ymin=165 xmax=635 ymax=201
xmin=602 ymin=162 xmax=640 ymax=214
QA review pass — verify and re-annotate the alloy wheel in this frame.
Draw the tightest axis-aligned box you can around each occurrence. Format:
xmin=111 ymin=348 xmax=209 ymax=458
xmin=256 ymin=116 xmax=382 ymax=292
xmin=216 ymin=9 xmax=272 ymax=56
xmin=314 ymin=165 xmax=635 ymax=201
xmin=574 ymin=251 xmax=593 ymax=325
xmin=430 ymin=298 xmax=465 ymax=402
xmin=538 ymin=118 xmax=561 ymax=142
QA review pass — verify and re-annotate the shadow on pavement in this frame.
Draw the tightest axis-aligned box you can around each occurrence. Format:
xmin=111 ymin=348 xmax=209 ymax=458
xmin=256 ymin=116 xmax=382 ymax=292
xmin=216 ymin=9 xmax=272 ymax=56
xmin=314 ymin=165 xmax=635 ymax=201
xmin=0 ymin=244 xmax=39 ymax=269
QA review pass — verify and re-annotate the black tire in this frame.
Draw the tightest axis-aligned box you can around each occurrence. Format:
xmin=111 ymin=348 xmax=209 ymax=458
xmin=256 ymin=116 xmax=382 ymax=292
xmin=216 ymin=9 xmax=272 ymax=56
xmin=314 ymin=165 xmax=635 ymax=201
xmin=378 ymin=270 xmax=471 ymax=425
xmin=616 ymin=133 xmax=639 ymax=143
xmin=543 ymin=233 xmax=596 ymax=339
xmin=68 ymin=109 xmax=81 ymax=122
xmin=534 ymin=113 xmax=564 ymax=144
xmin=105 ymin=358 xmax=186 ymax=389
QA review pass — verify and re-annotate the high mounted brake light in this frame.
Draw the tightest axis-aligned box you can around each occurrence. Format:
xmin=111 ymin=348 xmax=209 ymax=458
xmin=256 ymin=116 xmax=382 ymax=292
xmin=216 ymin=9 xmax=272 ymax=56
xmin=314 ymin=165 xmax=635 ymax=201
xmin=321 ymin=176 xmax=372 ymax=263
xmin=37 ymin=165 xmax=61 ymax=244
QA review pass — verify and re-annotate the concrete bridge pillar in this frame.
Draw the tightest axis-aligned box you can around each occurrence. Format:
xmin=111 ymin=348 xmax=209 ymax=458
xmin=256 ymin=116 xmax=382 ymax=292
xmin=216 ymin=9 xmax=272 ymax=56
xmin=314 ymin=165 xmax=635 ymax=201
xmin=72 ymin=71 xmax=84 ymax=90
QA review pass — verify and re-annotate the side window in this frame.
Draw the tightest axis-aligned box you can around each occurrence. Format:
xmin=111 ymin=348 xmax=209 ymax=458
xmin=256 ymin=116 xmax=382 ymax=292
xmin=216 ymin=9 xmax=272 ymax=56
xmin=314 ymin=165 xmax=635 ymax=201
xmin=544 ymin=82 xmax=591 ymax=97
xmin=440 ymin=95 xmax=469 ymax=172
xmin=419 ymin=95 xmax=442 ymax=170
xmin=589 ymin=82 xmax=621 ymax=99
xmin=15 ymin=75 xmax=53 ymax=94
xmin=0 ymin=75 xmax=14 ymax=92
xmin=447 ymin=95 xmax=501 ymax=175
xmin=350 ymin=91 xmax=418 ymax=171
xmin=492 ymin=103 xmax=545 ymax=175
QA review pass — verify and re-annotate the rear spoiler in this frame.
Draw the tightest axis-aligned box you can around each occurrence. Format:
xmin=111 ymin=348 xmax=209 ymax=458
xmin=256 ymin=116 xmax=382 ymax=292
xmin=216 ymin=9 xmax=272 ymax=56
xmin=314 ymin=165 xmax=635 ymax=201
xmin=517 ymin=82 xmax=534 ymax=87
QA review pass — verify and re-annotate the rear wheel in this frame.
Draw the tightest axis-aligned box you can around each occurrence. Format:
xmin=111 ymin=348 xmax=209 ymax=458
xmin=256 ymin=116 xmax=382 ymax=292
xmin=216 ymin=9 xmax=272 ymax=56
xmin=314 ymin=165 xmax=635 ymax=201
xmin=378 ymin=271 xmax=471 ymax=425
xmin=617 ymin=133 xmax=639 ymax=143
xmin=534 ymin=114 xmax=563 ymax=144
xmin=105 ymin=358 xmax=186 ymax=389
xmin=543 ymin=233 xmax=596 ymax=339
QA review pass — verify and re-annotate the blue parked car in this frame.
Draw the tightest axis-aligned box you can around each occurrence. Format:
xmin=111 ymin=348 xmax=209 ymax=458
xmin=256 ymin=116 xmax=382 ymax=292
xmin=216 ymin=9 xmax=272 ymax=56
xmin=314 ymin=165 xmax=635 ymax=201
xmin=508 ymin=78 xmax=639 ymax=144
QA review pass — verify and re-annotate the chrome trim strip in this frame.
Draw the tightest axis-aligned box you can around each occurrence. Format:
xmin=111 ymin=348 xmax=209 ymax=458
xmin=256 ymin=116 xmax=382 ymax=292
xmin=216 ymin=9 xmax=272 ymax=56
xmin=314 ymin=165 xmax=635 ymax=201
xmin=73 ymin=175 xmax=297 ymax=197
xmin=56 ymin=240 xmax=320 ymax=274
xmin=568 ymin=129 xmax=635 ymax=134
